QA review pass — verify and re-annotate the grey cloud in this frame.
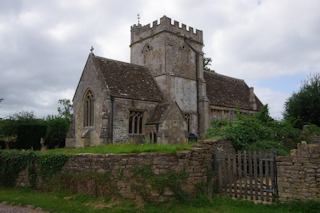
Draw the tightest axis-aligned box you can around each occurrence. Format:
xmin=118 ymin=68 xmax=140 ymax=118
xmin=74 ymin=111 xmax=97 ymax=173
xmin=0 ymin=0 xmax=319 ymax=119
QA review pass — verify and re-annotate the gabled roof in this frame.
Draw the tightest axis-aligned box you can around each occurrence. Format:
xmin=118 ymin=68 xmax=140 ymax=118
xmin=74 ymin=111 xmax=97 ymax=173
xmin=146 ymin=102 xmax=184 ymax=125
xmin=204 ymin=71 xmax=263 ymax=111
xmin=91 ymin=54 xmax=163 ymax=102
xmin=146 ymin=102 xmax=171 ymax=125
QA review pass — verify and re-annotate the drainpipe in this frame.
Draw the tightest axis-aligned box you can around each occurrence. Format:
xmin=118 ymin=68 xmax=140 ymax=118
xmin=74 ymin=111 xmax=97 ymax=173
xmin=110 ymin=96 xmax=115 ymax=143
xmin=184 ymin=37 xmax=201 ymax=137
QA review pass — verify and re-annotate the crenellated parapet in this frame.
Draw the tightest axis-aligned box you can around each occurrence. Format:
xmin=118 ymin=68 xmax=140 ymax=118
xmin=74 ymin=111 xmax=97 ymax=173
xmin=131 ymin=15 xmax=203 ymax=45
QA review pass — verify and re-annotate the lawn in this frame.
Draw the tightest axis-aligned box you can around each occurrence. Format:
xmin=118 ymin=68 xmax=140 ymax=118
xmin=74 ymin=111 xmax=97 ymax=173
xmin=45 ymin=143 xmax=195 ymax=155
xmin=0 ymin=187 xmax=319 ymax=213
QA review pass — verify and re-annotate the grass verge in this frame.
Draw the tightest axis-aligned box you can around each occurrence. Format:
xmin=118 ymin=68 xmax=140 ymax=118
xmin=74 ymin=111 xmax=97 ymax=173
xmin=45 ymin=143 xmax=194 ymax=155
xmin=0 ymin=187 xmax=319 ymax=213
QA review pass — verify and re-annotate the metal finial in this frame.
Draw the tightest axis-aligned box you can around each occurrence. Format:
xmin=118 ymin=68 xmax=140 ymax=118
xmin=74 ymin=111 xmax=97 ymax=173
xmin=90 ymin=46 xmax=94 ymax=53
xmin=137 ymin=13 xmax=140 ymax=25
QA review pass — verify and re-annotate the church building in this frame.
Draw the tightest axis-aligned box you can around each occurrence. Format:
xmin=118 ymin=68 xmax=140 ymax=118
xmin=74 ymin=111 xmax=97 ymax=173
xmin=66 ymin=16 xmax=263 ymax=148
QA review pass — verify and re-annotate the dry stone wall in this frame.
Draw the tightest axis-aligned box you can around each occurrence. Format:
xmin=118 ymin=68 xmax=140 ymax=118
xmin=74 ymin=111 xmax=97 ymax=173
xmin=16 ymin=139 xmax=235 ymax=201
xmin=310 ymin=136 xmax=320 ymax=144
xmin=277 ymin=141 xmax=320 ymax=202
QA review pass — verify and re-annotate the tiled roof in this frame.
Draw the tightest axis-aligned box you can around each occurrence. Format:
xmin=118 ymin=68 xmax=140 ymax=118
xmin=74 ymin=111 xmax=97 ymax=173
xmin=92 ymin=54 xmax=163 ymax=102
xmin=204 ymin=71 xmax=263 ymax=111
xmin=146 ymin=102 xmax=171 ymax=124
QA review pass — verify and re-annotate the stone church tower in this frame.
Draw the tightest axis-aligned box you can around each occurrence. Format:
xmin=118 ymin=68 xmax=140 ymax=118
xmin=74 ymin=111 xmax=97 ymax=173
xmin=130 ymin=16 xmax=210 ymax=136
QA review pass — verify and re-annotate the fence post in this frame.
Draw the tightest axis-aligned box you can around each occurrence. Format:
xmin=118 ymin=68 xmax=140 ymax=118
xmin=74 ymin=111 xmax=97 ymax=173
xmin=259 ymin=151 xmax=264 ymax=201
xmin=232 ymin=152 xmax=236 ymax=198
xmin=243 ymin=150 xmax=248 ymax=199
xmin=238 ymin=150 xmax=242 ymax=199
xmin=270 ymin=150 xmax=275 ymax=202
xmin=253 ymin=151 xmax=258 ymax=200
xmin=228 ymin=153 xmax=232 ymax=197
xmin=265 ymin=150 xmax=270 ymax=202
xmin=218 ymin=154 xmax=223 ymax=193
xmin=248 ymin=151 xmax=253 ymax=200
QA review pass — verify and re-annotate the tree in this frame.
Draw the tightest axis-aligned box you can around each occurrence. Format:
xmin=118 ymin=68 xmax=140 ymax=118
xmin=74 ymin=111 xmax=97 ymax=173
xmin=41 ymin=99 xmax=73 ymax=149
xmin=284 ymin=73 xmax=320 ymax=128
xmin=0 ymin=111 xmax=43 ymax=149
xmin=0 ymin=111 xmax=38 ymax=139
xmin=57 ymin=99 xmax=73 ymax=123
xmin=44 ymin=117 xmax=69 ymax=149
xmin=10 ymin=111 xmax=37 ymax=123
xmin=203 ymin=56 xmax=215 ymax=72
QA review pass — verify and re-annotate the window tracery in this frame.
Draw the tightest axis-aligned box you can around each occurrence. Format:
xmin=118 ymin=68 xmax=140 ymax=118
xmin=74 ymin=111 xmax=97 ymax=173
xmin=128 ymin=111 xmax=143 ymax=134
xmin=84 ymin=90 xmax=94 ymax=126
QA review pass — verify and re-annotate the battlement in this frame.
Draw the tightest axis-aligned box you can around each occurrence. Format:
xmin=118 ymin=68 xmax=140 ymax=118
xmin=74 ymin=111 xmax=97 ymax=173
xmin=131 ymin=15 xmax=203 ymax=44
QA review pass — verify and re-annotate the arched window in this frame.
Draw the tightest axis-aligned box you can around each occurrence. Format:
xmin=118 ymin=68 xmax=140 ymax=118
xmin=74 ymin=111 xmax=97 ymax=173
xmin=143 ymin=44 xmax=152 ymax=64
xmin=84 ymin=90 xmax=94 ymax=127
xmin=128 ymin=111 xmax=143 ymax=134
xmin=146 ymin=131 xmax=157 ymax=144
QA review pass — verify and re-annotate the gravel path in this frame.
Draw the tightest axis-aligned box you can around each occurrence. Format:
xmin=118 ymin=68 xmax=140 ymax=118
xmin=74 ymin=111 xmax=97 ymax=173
xmin=0 ymin=202 xmax=48 ymax=213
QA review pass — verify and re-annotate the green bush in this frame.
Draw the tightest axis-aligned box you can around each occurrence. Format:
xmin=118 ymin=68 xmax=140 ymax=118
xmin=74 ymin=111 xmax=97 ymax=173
xmin=17 ymin=124 xmax=47 ymax=150
xmin=303 ymin=124 xmax=320 ymax=136
xmin=247 ymin=140 xmax=289 ymax=156
xmin=205 ymin=105 xmax=305 ymax=154
xmin=0 ymin=140 xmax=5 ymax=149
xmin=44 ymin=117 xmax=69 ymax=149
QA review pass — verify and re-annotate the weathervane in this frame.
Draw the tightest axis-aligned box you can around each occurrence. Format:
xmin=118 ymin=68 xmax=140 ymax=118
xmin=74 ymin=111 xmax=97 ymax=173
xmin=137 ymin=13 xmax=140 ymax=25
xmin=90 ymin=46 xmax=94 ymax=53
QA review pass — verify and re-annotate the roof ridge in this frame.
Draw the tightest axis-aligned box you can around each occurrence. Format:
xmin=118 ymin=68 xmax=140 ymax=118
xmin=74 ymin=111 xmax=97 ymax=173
xmin=93 ymin=55 xmax=148 ymax=69
xmin=204 ymin=71 xmax=245 ymax=82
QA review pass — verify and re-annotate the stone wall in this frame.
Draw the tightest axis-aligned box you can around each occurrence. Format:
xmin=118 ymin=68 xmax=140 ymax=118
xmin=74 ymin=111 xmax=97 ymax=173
xmin=66 ymin=54 xmax=110 ymax=148
xmin=156 ymin=103 xmax=188 ymax=145
xmin=310 ymin=136 xmax=320 ymax=144
xmin=16 ymin=139 xmax=235 ymax=201
xmin=277 ymin=141 xmax=320 ymax=202
xmin=112 ymin=98 xmax=158 ymax=143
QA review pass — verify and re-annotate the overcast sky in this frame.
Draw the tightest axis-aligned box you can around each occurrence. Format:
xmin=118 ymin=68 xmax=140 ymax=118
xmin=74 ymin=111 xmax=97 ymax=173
xmin=0 ymin=0 xmax=319 ymax=119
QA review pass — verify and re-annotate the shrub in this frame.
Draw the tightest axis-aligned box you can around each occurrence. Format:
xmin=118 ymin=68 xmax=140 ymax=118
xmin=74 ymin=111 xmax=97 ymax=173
xmin=44 ymin=117 xmax=69 ymax=149
xmin=247 ymin=140 xmax=289 ymax=156
xmin=17 ymin=124 xmax=47 ymax=150
xmin=205 ymin=105 xmax=305 ymax=154
xmin=303 ymin=124 xmax=320 ymax=136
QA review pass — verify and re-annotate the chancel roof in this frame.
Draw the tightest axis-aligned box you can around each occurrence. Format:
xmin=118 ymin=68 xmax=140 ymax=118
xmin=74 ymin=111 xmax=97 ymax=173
xmin=204 ymin=71 xmax=263 ymax=111
xmin=92 ymin=54 xmax=163 ymax=102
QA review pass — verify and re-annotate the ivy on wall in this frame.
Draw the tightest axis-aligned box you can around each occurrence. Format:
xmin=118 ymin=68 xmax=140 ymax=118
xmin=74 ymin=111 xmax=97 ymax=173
xmin=132 ymin=164 xmax=188 ymax=201
xmin=36 ymin=153 xmax=70 ymax=180
xmin=0 ymin=150 xmax=34 ymax=186
xmin=0 ymin=150 xmax=70 ymax=187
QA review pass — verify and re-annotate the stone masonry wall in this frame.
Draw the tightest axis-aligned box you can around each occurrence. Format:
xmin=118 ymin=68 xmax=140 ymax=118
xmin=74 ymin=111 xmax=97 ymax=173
xmin=16 ymin=139 xmax=235 ymax=201
xmin=277 ymin=141 xmax=320 ymax=202
xmin=310 ymin=136 xmax=320 ymax=144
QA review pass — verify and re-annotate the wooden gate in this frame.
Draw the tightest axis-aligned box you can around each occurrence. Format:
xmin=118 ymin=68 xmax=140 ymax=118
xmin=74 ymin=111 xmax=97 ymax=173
xmin=213 ymin=150 xmax=277 ymax=203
